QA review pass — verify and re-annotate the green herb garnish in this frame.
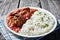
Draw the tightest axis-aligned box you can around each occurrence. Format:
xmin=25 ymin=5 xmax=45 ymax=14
xmin=11 ymin=19 xmax=15 ymax=23
xmin=39 ymin=12 xmax=42 ymax=14
xmin=39 ymin=17 xmax=44 ymax=22
xmin=48 ymin=17 xmax=50 ymax=20
xmin=42 ymin=24 xmax=48 ymax=28
xmin=19 ymin=18 xmax=23 ymax=24
xmin=11 ymin=16 xmax=17 ymax=23
xmin=44 ymin=13 xmax=47 ymax=15
xmin=41 ymin=17 xmax=43 ymax=21
xmin=37 ymin=12 xmax=41 ymax=15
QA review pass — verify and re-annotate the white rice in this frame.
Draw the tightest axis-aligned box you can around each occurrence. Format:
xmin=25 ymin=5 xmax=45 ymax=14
xmin=19 ymin=11 xmax=55 ymax=36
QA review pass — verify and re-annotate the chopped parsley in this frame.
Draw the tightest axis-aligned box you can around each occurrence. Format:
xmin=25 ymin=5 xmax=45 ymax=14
xmin=39 ymin=12 xmax=42 ymax=14
xmin=44 ymin=13 xmax=47 ymax=15
xmin=39 ymin=17 xmax=43 ymax=22
xmin=48 ymin=17 xmax=50 ymax=20
xmin=11 ymin=16 xmax=17 ymax=23
xmin=19 ymin=18 xmax=23 ymax=24
xmin=42 ymin=24 xmax=48 ymax=28
xmin=35 ymin=23 xmax=40 ymax=26
xmin=11 ymin=19 xmax=15 ymax=23
xmin=37 ymin=12 xmax=42 ymax=15
xmin=41 ymin=17 xmax=43 ymax=21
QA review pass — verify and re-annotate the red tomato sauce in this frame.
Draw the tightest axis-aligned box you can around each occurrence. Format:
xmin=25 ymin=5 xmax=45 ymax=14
xmin=6 ymin=7 xmax=37 ymax=32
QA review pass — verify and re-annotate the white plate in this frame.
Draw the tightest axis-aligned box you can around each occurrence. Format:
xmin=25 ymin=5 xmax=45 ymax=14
xmin=4 ymin=7 xmax=57 ymax=38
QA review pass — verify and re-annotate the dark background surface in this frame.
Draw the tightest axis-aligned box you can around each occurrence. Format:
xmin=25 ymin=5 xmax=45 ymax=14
xmin=0 ymin=29 xmax=60 ymax=40
xmin=41 ymin=29 xmax=60 ymax=40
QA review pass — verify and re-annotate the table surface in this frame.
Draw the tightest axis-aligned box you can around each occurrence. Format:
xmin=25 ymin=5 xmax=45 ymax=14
xmin=0 ymin=0 xmax=60 ymax=40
